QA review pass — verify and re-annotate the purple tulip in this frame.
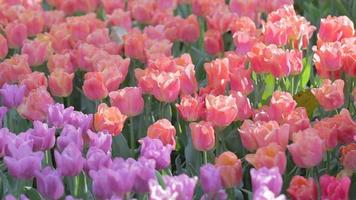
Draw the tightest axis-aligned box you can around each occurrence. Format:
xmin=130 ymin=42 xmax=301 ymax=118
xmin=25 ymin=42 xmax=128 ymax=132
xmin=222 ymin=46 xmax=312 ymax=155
xmin=5 ymin=194 xmax=29 ymax=200
xmin=0 ymin=128 xmax=15 ymax=157
xmin=85 ymin=147 xmax=112 ymax=172
xmin=67 ymin=111 xmax=93 ymax=134
xmin=133 ymin=157 xmax=156 ymax=193
xmin=57 ymin=124 xmax=83 ymax=152
xmin=90 ymin=158 xmax=137 ymax=199
xmin=139 ymin=137 xmax=173 ymax=170
xmin=0 ymin=106 xmax=7 ymax=128
xmin=149 ymin=174 xmax=198 ymax=200
xmin=47 ymin=103 xmax=74 ymax=128
xmin=24 ymin=121 xmax=55 ymax=151
xmin=87 ymin=130 xmax=112 ymax=153
xmin=4 ymin=141 xmax=43 ymax=179
xmin=0 ymin=83 xmax=26 ymax=108
xmin=250 ymin=167 xmax=283 ymax=196
xmin=55 ymin=143 xmax=84 ymax=177
xmin=65 ymin=196 xmax=83 ymax=200
xmin=253 ymin=186 xmax=286 ymax=200
xmin=36 ymin=167 xmax=64 ymax=200
xmin=201 ymin=190 xmax=227 ymax=200
xmin=199 ymin=164 xmax=223 ymax=195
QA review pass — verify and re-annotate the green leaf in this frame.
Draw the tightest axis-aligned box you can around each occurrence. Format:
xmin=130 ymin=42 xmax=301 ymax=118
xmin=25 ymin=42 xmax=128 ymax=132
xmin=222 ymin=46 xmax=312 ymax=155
xmin=261 ymin=74 xmax=275 ymax=103
xmin=112 ymin=134 xmax=131 ymax=158
xmin=301 ymin=57 xmax=311 ymax=88
xmin=184 ymin=136 xmax=202 ymax=176
xmin=23 ymin=187 xmax=42 ymax=200
xmin=155 ymin=171 xmax=166 ymax=188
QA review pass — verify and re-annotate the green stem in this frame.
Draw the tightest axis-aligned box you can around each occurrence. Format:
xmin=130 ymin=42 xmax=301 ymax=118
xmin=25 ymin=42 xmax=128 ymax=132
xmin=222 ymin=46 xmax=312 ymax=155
xmin=130 ymin=117 xmax=135 ymax=156
xmin=326 ymin=151 xmax=331 ymax=173
xmin=73 ymin=175 xmax=79 ymax=197
xmin=203 ymin=151 xmax=208 ymax=164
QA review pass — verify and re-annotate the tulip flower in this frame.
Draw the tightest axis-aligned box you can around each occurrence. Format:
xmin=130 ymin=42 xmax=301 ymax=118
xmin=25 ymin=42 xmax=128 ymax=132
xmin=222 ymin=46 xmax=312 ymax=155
xmin=176 ymin=95 xmax=205 ymax=122
xmin=189 ymin=121 xmax=215 ymax=151
xmin=55 ymin=143 xmax=85 ymax=177
xmin=340 ymin=143 xmax=356 ymax=172
xmin=36 ymin=167 xmax=64 ymax=200
xmin=0 ymin=34 xmax=8 ymax=59
xmin=139 ymin=137 xmax=173 ymax=170
xmin=82 ymin=72 xmax=108 ymax=101
xmin=48 ymin=71 xmax=74 ymax=97
xmin=287 ymin=176 xmax=318 ymax=200
xmin=251 ymin=167 xmax=283 ymax=196
xmin=147 ymin=119 xmax=176 ymax=148
xmin=320 ymin=175 xmax=351 ymax=200
xmin=109 ymin=87 xmax=144 ymax=117
xmin=94 ymin=103 xmax=127 ymax=136
xmin=205 ymin=94 xmax=238 ymax=127
xmin=215 ymin=151 xmax=243 ymax=188
xmin=0 ymin=84 xmax=26 ymax=108
xmin=311 ymin=79 xmax=344 ymax=111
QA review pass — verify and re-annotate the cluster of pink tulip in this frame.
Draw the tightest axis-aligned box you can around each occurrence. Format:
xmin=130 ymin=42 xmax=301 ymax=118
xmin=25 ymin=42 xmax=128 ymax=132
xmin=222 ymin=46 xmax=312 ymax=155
xmin=0 ymin=0 xmax=356 ymax=199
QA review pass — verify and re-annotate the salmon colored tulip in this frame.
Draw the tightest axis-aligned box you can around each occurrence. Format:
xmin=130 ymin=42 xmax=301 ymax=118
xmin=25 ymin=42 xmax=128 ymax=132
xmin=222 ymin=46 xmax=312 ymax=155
xmin=320 ymin=175 xmax=351 ymax=200
xmin=179 ymin=15 xmax=200 ymax=43
xmin=106 ymin=9 xmax=132 ymax=30
xmin=109 ymin=87 xmax=144 ymax=117
xmin=318 ymin=16 xmax=354 ymax=44
xmin=151 ymin=72 xmax=180 ymax=103
xmin=245 ymin=143 xmax=287 ymax=174
xmin=311 ymin=79 xmax=344 ymax=111
xmin=20 ymin=72 xmax=48 ymax=94
xmin=239 ymin=120 xmax=290 ymax=152
xmin=0 ymin=54 xmax=31 ymax=86
xmin=94 ymin=103 xmax=127 ymax=136
xmin=313 ymin=42 xmax=343 ymax=72
xmin=215 ymin=151 xmax=242 ymax=188
xmin=205 ymin=94 xmax=237 ymax=127
xmin=21 ymin=39 xmax=50 ymax=66
xmin=313 ymin=119 xmax=338 ymax=150
xmin=287 ymin=176 xmax=317 ymax=200
xmin=204 ymin=29 xmax=224 ymax=55
xmin=147 ymin=119 xmax=176 ymax=149
xmin=18 ymin=9 xmax=45 ymax=36
xmin=0 ymin=34 xmax=8 ymax=59
xmin=101 ymin=0 xmax=125 ymax=14
xmin=47 ymin=53 xmax=75 ymax=74
xmin=204 ymin=58 xmax=230 ymax=94
xmin=288 ymin=128 xmax=324 ymax=168
xmin=189 ymin=121 xmax=215 ymax=151
xmin=5 ymin=21 xmax=28 ymax=49
xmin=82 ymin=72 xmax=108 ymax=101
xmin=17 ymin=87 xmax=54 ymax=121
xmin=124 ymin=28 xmax=146 ymax=62
xmin=48 ymin=71 xmax=74 ymax=97
xmin=269 ymin=91 xmax=297 ymax=122
xmin=282 ymin=107 xmax=310 ymax=137
xmin=230 ymin=91 xmax=253 ymax=121
xmin=340 ymin=143 xmax=356 ymax=172
xmin=179 ymin=64 xmax=198 ymax=95
xmin=176 ymin=95 xmax=204 ymax=122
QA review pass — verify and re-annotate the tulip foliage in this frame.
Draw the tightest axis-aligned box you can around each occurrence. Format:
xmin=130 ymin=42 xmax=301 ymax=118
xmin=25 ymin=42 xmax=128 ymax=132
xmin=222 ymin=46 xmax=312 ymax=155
xmin=1 ymin=0 xmax=356 ymax=200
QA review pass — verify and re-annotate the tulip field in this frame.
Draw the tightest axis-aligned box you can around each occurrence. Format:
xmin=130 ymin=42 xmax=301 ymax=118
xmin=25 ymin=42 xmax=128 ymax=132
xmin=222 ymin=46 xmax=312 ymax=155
xmin=1 ymin=0 xmax=356 ymax=199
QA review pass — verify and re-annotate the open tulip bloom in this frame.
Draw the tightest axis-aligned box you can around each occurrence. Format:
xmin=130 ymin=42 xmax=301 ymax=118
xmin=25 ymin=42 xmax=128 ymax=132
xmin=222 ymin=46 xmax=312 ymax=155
xmin=0 ymin=0 xmax=356 ymax=199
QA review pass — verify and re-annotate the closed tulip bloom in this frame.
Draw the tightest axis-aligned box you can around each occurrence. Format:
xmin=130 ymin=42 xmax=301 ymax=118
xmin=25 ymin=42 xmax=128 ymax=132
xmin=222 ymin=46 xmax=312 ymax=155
xmin=85 ymin=147 xmax=112 ymax=172
xmin=231 ymin=91 xmax=253 ymax=121
xmin=17 ymin=87 xmax=54 ymax=121
xmin=152 ymin=72 xmax=181 ymax=103
xmin=5 ymin=21 xmax=27 ymax=48
xmin=179 ymin=64 xmax=198 ymax=95
xmin=246 ymin=143 xmax=287 ymax=174
xmin=287 ymin=176 xmax=318 ymax=200
xmin=340 ymin=143 xmax=356 ymax=172
xmin=200 ymin=164 xmax=223 ymax=195
xmin=57 ymin=124 xmax=84 ymax=152
xmin=55 ymin=143 xmax=85 ymax=177
xmin=109 ymin=87 xmax=144 ymax=117
xmin=189 ymin=121 xmax=215 ymax=151
xmin=19 ymin=72 xmax=48 ymax=94
xmin=4 ymin=141 xmax=43 ymax=179
xmin=215 ymin=151 xmax=243 ymax=188
xmin=282 ymin=107 xmax=310 ymax=136
xmin=94 ymin=103 xmax=127 ymax=136
xmin=204 ymin=29 xmax=224 ymax=55
xmin=176 ymin=95 xmax=204 ymax=122
xmin=26 ymin=121 xmax=55 ymax=151
xmin=205 ymin=94 xmax=238 ymax=127
xmin=318 ymin=16 xmax=354 ymax=44
xmin=0 ymin=83 xmax=26 ymax=108
xmin=320 ymin=175 xmax=351 ymax=200
xmin=21 ymin=39 xmax=49 ymax=66
xmin=48 ymin=71 xmax=74 ymax=97
xmin=47 ymin=53 xmax=75 ymax=73
xmin=313 ymin=42 xmax=343 ymax=71
xmin=311 ymin=79 xmax=344 ymax=111
xmin=230 ymin=67 xmax=254 ymax=95
xmin=0 ymin=34 xmax=8 ymax=59
xmin=179 ymin=15 xmax=200 ymax=43
xmin=147 ymin=119 xmax=176 ymax=148
xmin=87 ymin=130 xmax=112 ymax=153
xmin=288 ymin=128 xmax=324 ymax=168
xmin=269 ymin=91 xmax=297 ymax=122
xmin=36 ymin=167 xmax=64 ymax=200
xmin=251 ymin=167 xmax=283 ymax=196
xmin=139 ymin=137 xmax=173 ymax=170
xmin=82 ymin=72 xmax=108 ymax=101
xmin=205 ymin=58 xmax=230 ymax=93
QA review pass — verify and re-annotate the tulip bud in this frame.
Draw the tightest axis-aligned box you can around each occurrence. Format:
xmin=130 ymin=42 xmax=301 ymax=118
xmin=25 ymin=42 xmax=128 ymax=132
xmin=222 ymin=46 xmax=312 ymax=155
xmin=189 ymin=121 xmax=215 ymax=151
xmin=48 ymin=71 xmax=74 ymax=97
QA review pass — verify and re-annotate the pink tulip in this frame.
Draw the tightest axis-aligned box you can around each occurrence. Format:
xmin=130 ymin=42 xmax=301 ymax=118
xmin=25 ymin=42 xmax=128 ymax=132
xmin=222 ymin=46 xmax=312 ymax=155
xmin=313 ymin=42 xmax=343 ymax=72
xmin=320 ymin=175 xmax=350 ymax=200
xmin=204 ymin=29 xmax=224 ymax=55
xmin=288 ymin=128 xmax=324 ymax=168
xmin=245 ymin=143 xmax=286 ymax=174
xmin=282 ymin=107 xmax=310 ymax=137
xmin=48 ymin=71 xmax=74 ymax=97
xmin=5 ymin=21 xmax=27 ymax=48
xmin=179 ymin=15 xmax=200 ymax=43
xmin=47 ymin=53 xmax=75 ymax=74
xmin=311 ymin=79 xmax=344 ymax=111
xmin=101 ymin=0 xmax=125 ymax=14
xmin=287 ymin=176 xmax=318 ymax=200
xmin=179 ymin=64 xmax=198 ymax=95
xmin=340 ymin=143 xmax=356 ymax=172
xmin=0 ymin=54 xmax=31 ymax=87
xmin=176 ymin=95 xmax=205 ymax=122
xmin=147 ymin=119 xmax=176 ymax=149
xmin=205 ymin=94 xmax=237 ymax=127
xmin=0 ymin=34 xmax=8 ymax=59
xmin=21 ymin=39 xmax=49 ymax=66
xmin=124 ymin=28 xmax=146 ymax=62
xmin=109 ymin=87 xmax=144 ymax=117
xmin=189 ymin=121 xmax=215 ymax=151
xmin=318 ymin=16 xmax=354 ymax=44
xmin=151 ymin=72 xmax=180 ymax=103
xmin=204 ymin=58 xmax=230 ymax=93
xmin=20 ymin=72 xmax=48 ymax=94
xmin=82 ymin=72 xmax=108 ymax=101
xmin=230 ymin=91 xmax=253 ymax=121
xmin=269 ymin=91 xmax=297 ymax=122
